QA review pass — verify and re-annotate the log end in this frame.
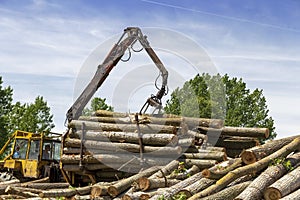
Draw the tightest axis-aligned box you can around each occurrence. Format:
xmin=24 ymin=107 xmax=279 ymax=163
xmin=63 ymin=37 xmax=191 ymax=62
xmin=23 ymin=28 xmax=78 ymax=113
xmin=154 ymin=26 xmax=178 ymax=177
xmin=138 ymin=177 xmax=150 ymax=191
xmin=264 ymin=187 xmax=282 ymax=200
xmin=240 ymin=150 xmax=257 ymax=164
xmin=107 ymin=186 xmax=119 ymax=197
xmin=140 ymin=193 xmax=150 ymax=200
xmin=121 ymin=194 xmax=132 ymax=200
xmin=201 ymin=169 xmax=211 ymax=178
xmin=177 ymin=190 xmax=192 ymax=199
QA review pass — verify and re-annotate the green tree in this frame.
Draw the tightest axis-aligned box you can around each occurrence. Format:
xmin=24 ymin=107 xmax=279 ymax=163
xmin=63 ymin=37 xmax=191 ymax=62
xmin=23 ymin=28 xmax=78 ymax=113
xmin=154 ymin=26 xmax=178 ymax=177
xmin=164 ymin=73 xmax=276 ymax=140
xmin=83 ymin=97 xmax=113 ymax=116
xmin=0 ymin=77 xmax=13 ymax=147
xmin=7 ymin=96 xmax=55 ymax=134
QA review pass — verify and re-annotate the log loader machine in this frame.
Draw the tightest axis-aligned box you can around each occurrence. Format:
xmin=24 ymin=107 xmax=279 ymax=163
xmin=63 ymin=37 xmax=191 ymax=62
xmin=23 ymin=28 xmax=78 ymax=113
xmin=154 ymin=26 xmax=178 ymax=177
xmin=0 ymin=130 xmax=61 ymax=182
xmin=61 ymin=27 xmax=169 ymax=185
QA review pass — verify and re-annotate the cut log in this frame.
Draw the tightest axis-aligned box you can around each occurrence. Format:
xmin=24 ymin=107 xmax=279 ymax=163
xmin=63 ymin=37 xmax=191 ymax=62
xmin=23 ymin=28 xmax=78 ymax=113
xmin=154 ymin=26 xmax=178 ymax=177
xmin=240 ymin=135 xmax=300 ymax=164
xmin=122 ymin=192 xmax=150 ymax=200
xmin=149 ymin=171 xmax=203 ymax=199
xmin=181 ymin=159 xmax=217 ymax=169
xmin=178 ymin=177 xmax=215 ymax=198
xmin=148 ymin=159 xmax=179 ymax=179
xmin=107 ymin=166 xmax=161 ymax=197
xmin=5 ymin=186 xmax=39 ymax=198
xmin=91 ymin=185 xmax=109 ymax=198
xmin=264 ymin=164 xmax=300 ymax=200
xmin=21 ymin=182 xmax=70 ymax=190
xmin=65 ymin=138 xmax=182 ymax=155
xmin=192 ymin=137 xmax=300 ymax=198
xmin=69 ymin=120 xmax=177 ymax=134
xmin=93 ymin=110 xmax=224 ymax=128
xmin=72 ymin=131 xmax=179 ymax=146
xmin=216 ymin=137 xmax=259 ymax=149
xmin=167 ymin=165 xmax=200 ymax=180
xmin=182 ymin=151 xmax=227 ymax=162
xmin=235 ymin=152 xmax=300 ymax=200
xmin=138 ymin=177 xmax=180 ymax=191
xmin=279 ymin=188 xmax=300 ymax=200
xmin=195 ymin=181 xmax=252 ymax=200
xmin=202 ymin=158 xmax=242 ymax=180
xmin=198 ymin=126 xmax=269 ymax=138
xmin=39 ymin=186 xmax=91 ymax=198
xmin=0 ymin=179 xmax=20 ymax=186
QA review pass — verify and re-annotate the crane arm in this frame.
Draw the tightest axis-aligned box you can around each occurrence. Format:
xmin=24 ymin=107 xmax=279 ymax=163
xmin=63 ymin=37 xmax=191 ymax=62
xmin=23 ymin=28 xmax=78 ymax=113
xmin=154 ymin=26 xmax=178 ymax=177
xmin=66 ymin=27 xmax=168 ymax=122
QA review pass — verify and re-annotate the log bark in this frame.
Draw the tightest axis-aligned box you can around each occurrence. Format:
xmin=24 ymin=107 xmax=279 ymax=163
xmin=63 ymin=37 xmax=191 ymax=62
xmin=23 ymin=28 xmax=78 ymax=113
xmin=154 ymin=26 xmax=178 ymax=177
xmin=138 ymin=177 xmax=180 ymax=191
xmin=0 ymin=179 xmax=20 ymax=186
xmin=264 ymin=164 xmax=300 ymax=200
xmin=198 ymin=126 xmax=269 ymax=138
xmin=195 ymin=181 xmax=251 ymax=200
xmin=107 ymin=166 xmax=161 ymax=197
xmin=69 ymin=120 xmax=177 ymax=134
xmin=39 ymin=186 xmax=91 ymax=198
xmin=240 ymin=135 xmax=300 ymax=164
xmin=182 ymin=151 xmax=227 ymax=162
xmin=235 ymin=152 xmax=300 ymax=200
xmin=72 ymin=131 xmax=178 ymax=146
xmin=178 ymin=177 xmax=215 ymax=198
xmin=280 ymin=189 xmax=300 ymax=200
xmin=191 ymin=137 xmax=300 ymax=198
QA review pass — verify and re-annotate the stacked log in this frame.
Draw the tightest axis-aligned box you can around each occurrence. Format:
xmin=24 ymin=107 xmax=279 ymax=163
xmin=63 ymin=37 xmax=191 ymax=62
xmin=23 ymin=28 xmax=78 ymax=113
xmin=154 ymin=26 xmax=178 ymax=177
xmin=61 ymin=110 xmax=226 ymax=185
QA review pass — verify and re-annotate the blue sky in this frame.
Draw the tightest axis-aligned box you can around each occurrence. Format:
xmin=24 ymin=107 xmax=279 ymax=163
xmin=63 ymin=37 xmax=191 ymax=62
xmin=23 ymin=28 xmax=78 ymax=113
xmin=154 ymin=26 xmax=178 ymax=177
xmin=1 ymin=0 xmax=300 ymax=138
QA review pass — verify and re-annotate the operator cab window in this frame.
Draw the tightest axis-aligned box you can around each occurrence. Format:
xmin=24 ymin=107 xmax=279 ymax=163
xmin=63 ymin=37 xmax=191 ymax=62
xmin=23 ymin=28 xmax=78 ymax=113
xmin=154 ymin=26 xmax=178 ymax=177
xmin=13 ymin=139 xmax=28 ymax=159
xmin=28 ymin=140 xmax=40 ymax=160
xmin=42 ymin=141 xmax=60 ymax=161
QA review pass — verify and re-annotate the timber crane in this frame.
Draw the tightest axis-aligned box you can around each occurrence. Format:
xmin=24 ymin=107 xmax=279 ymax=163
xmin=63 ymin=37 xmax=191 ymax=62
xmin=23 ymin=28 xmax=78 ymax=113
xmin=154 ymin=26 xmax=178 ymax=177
xmin=66 ymin=27 xmax=168 ymax=123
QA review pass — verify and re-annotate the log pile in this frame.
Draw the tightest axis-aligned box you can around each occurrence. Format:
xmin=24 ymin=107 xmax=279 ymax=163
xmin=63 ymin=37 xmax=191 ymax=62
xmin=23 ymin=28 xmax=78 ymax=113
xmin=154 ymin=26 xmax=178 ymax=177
xmin=5 ymin=110 xmax=300 ymax=199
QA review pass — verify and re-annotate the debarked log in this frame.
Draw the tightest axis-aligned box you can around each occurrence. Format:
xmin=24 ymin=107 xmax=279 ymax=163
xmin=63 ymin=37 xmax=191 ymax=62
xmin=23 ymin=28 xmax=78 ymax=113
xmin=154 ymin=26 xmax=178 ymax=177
xmin=240 ymin=135 xmax=300 ymax=164
xmin=69 ymin=120 xmax=177 ymax=134
xmin=71 ymin=131 xmax=179 ymax=146
xmin=64 ymin=138 xmax=182 ymax=155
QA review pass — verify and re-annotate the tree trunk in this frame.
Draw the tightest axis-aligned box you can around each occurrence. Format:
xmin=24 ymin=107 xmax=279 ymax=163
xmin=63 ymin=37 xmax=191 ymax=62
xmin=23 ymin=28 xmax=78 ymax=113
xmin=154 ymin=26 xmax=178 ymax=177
xmin=195 ymin=181 xmax=252 ymax=200
xmin=138 ymin=177 xmax=180 ymax=191
xmin=192 ymin=137 xmax=300 ymax=198
xmin=240 ymin=135 xmax=300 ymax=164
xmin=198 ymin=126 xmax=269 ymax=138
xmin=264 ymin=164 xmax=300 ymax=200
xmin=182 ymin=151 xmax=227 ymax=162
xmin=107 ymin=166 xmax=161 ymax=197
xmin=71 ymin=131 xmax=179 ymax=146
xmin=235 ymin=152 xmax=300 ymax=200
xmin=65 ymin=138 xmax=182 ymax=155
xmin=69 ymin=120 xmax=177 ymax=134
